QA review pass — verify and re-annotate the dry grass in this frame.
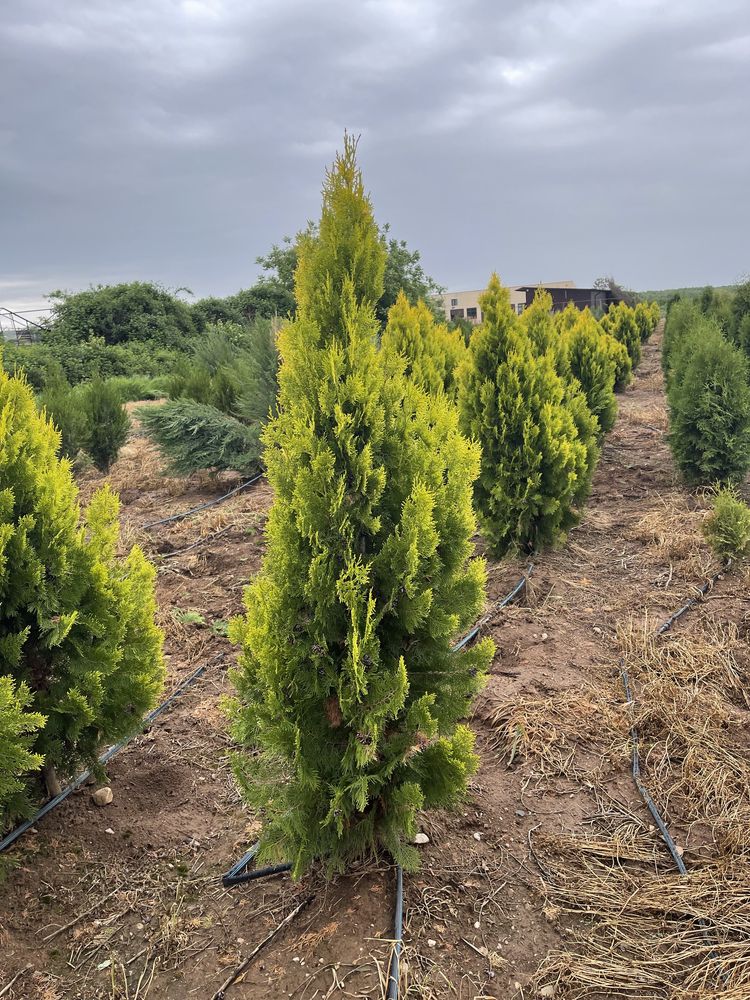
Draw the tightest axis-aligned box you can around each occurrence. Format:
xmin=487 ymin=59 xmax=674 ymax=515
xmin=531 ymin=838 xmax=750 ymax=998
xmin=619 ymin=615 xmax=750 ymax=852
xmin=626 ymin=491 xmax=712 ymax=580
xmin=485 ymin=685 xmax=630 ymax=779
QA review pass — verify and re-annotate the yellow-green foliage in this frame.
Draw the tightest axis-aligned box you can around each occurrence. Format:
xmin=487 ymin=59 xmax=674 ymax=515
xmin=458 ymin=275 xmax=592 ymax=557
xmin=600 ymin=302 xmax=641 ymax=368
xmin=562 ymin=309 xmax=618 ymax=434
xmin=703 ymin=486 xmax=750 ymax=560
xmin=0 ymin=368 xmax=164 ymax=803
xmin=634 ymin=301 xmax=660 ymax=343
xmin=0 ymin=678 xmax=45 ymax=824
xmin=382 ymin=292 xmax=467 ymax=399
xmin=229 ymin=137 xmax=492 ymax=878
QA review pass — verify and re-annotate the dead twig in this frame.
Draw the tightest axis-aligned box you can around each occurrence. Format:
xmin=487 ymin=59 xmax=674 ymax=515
xmin=211 ymin=895 xmax=314 ymax=999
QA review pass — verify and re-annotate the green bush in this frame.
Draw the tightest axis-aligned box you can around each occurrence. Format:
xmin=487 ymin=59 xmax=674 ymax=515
xmin=80 ymin=378 xmax=131 ymax=472
xmin=141 ymin=320 xmax=280 ymax=476
xmin=105 ymin=375 xmax=164 ymax=403
xmin=662 ymin=299 xmax=701 ymax=379
xmin=382 ymin=292 xmax=467 ymax=399
xmin=49 ymin=282 xmax=196 ymax=347
xmin=0 ymin=368 xmax=164 ymax=800
xmin=228 ymin=136 xmax=492 ymax=878
xmin=600 ymin=302 xmax=641 ymax=369
xmin=564 ymin=310 xmax=618 ymax=434
xmin=0 ymin=678 xmax=45 ymax=826
xmin=138 ymin=399 xmax=262 ymax=476
xmin=458 ymin=274 xmax=592 ymax=556
xmin=702 ymin=486 xmax=750 ymax=560
xmin=668 ymin=329 xmax=750 ymax=484
xmin=39 ymin=379 xmax=88 ymax=460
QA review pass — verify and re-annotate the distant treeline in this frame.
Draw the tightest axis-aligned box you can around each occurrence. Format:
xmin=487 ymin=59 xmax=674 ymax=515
xmin=638 ymin=284 xmax=738 ymax=309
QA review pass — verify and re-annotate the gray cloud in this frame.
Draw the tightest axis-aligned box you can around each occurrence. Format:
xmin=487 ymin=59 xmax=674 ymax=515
xmin=1 ymin=0 xmax=749 ymax=311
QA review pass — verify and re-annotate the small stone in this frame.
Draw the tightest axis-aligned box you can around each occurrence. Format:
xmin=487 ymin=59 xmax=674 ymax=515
xmin=97 ymin=959 xmax=112 ymax=971
xmin=104 ymin=827 xmax=115 ymax=835
xmin=473 ymin=832 xmax=481 ymax=841
xmin=676 ymin=845 xmax=684 ymax=857
xmin=540 ymin=632 xmax=549 ymax=641
xmin=473 ymin=920 xmax=480 ymax=929
xmin=414 ymin=832 xmax=430 ymax=845
xmin=427 ymin=939 xmax=437 ymax=948
xmin=292 ymin=956 xmax=300 ymax=963
xmin=92 ymin=786 xmax=113 ymax=807
xmin=515 ymin=809 xmax=526 ymax=817
xmin=539 ymin=985 xmax=557 ymax=998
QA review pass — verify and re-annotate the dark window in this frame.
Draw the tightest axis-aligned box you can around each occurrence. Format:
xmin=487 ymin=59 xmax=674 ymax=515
xmin=450 ymin=297 xmax=458 ymax=307
xmin=450 ymin=308 xmax=465 ymax=320
xmin=466 ymin=307 xmax=478 ymax=320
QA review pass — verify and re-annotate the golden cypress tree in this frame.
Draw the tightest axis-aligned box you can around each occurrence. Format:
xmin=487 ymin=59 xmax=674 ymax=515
xmin=382 ymin=292 xmax=467 ymax=399
xmin=229 ymin=137 xmax=492 ymax=877
xmin=458 ymin=275 xmax=591 ymax=556
xmin=0 ymin=368 xmax=164 ymax=806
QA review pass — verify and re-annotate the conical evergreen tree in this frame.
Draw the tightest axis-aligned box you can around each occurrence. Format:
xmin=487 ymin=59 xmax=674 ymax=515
xmin=229 ymin=137 xmax=492 ymax=877
xmin=600 ymin=302 xmax=641 ymax=368
xmin=381 ymin=292 xmax=467 ymax=399
xmin=0 ymin=368 xmax=164 ymax=801
xmin=563 ymin=310 xmax=617 ymax=434
xmin=458 ymin=275 xmax=590 ymax=556
xmin=668 ymin=327 xmax=750 ymax=484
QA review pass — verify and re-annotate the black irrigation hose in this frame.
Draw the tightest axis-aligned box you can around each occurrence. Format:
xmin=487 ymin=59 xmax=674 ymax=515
xmin=142 ymin=472 xmax=264 ymax=530
xmin=621 ymin=567 xmax=738 ymax=985
xmin=0 ymin=654 xmax=223 ymax=855
xmin=654 ymin=563 xmax=729 ymax=636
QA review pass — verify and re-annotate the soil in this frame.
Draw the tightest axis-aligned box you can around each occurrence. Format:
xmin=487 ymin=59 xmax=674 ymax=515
xmin=1 ymin=325 xmax=748 ymax=999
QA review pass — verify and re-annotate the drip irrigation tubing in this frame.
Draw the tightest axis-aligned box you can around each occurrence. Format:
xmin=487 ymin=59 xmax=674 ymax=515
xmin=620 ymin=564 xmax=738 ymax=984
xmin=654 ymin=563 xmax=729 ymax=636
xmin=142 ymin=471 xmax=264 ymax=530
xmin=0 ymin=653 xmax=224 ymax=855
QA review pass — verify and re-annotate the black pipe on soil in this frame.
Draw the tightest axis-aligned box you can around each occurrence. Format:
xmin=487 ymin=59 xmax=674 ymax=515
xmin=654 ymin=563 xmax=728 ymax=636
xmin=142 ymin=472 xmax=264 ymax=530
xmin=0 ymin=654 xmax=224 ymax=854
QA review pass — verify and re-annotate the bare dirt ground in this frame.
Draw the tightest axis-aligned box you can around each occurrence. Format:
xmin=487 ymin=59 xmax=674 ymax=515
xmin=2 ymin=325 xmax=749 ymax=999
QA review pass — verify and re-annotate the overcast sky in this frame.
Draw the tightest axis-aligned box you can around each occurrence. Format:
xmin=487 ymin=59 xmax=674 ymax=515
xmin=2 ymin=0 xmax=749 ymax=312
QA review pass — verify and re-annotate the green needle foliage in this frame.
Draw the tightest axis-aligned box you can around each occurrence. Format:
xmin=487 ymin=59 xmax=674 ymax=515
xmin=0 ymin=367 xmax=164 ymax=800
xmin=80 ymin=377 xmax=131 ymax=471
xmin=141 ymin=319 xmax=279 ymax=476
xmin=0 ymin=678 xmax=45 ymax=825
xmin=600 ymin=302 xmax=642 ymax=369
xmin=229 ymin=136 xmax=492 ymax=878
xmin=563 ymin=310 xmax=618 ymax=434
xmin=667 ymin=327 xmax=750 ymax=484
xmin=702 ymin=486 xmax=750 ymax=560
xmin=138 ymin=399 xmax=262 ymax=476
xmin=458 ymin=275 xmax=591 ymax=557
xmin=381 ymin=292 xmax=467 ymax=399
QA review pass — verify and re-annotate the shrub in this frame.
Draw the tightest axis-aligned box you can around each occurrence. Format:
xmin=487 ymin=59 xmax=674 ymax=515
xmin=48 ymin=281 xmax=196 ymax=348
xmin=564 ymin=311 xmax=617 ymax=434
xmin=458 ymin=275 xmax=591 ymax=556
xmin=668 ymin=329 xmax=750 ymax=484
xmin=634 ymin=302 xmax=656 ymax=342
xmin=382 ymin=292 xmax=467 ymax=399
xmin=228 ymin=136 xmax=492 ymax=878
xmin=662 ymin=299 xmax=701 ymax=379
xmin=0 ymin=369 xmax=164 ymax=798
xmin=105 ymin=375 xmax=164 ymax=403
xmin=141 ymin=320 xmax=279 ymax=476
xmin=0 ymin=678 xmax=45 ymax=826
xmin=138 ymin=400 xmax=262 ymax=476
xmin=702 ymin=486 xmax=750 ymax=560
xmin=600 ymin=303 xmax=641 ymax=368
xmin=38 ymin=377 xmax=88 ymax=460
xmin=80 ymin=378 xmax=131 ymax=472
